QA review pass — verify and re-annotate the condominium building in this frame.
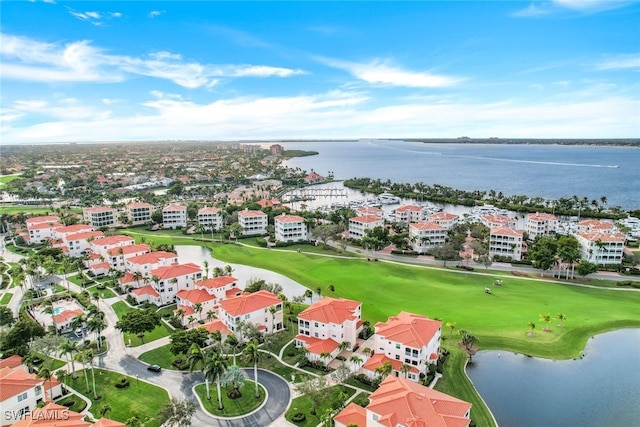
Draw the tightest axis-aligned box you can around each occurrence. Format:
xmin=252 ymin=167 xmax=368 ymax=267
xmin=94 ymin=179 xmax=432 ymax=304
xmin=348 ymin=215 xmax=384 ymax=239
xmin=126 ymin=202 xmax=155 ymax=226
xmin=394 ymin=205 xmax=423 ymax=224
xmin=83 ymin=207 xmax=117 ymax=228
xmin=237 ymin=209 xmax=268 ymax=236
xmin=218 ymin=290 xmax=283 ymax=336
xmin=526 ymin=212 xmax=558 ymax=240
xmin=427 ymin=211 xmax=459 ymax=229
xmin=197 ymin=207 xmax=223 ymax=231
xmin=489 ymin=227 xmax=524 ymax=261
xmin=575 ymin=231 xmax=625 ymax=265
xmin=162 ymin=204 xmax=187 ymax=229
xmin=274 ymin=213 xmax=308 ymax=243
xmin=409 ymin=222 xmax=448 ymax=253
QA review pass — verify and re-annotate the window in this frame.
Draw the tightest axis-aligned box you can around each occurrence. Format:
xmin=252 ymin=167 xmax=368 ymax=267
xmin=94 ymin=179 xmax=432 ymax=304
xmin=395 ymin=355 xmax=400 ymax=360
xmin=395 ymin=343 xmax=400 ymax=349
xmin=17 ymin=392 xmax=28 ymax=402
xmin=35 ymin=386 xmax=42 ymax=395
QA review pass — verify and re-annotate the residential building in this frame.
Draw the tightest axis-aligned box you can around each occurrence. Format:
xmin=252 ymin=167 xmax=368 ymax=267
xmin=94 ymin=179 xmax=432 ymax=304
xmin=394 ymin=205 xmax=423 ymax=224
xmin=295 ymin=297 xmax=363 ymax=363
xmin=269 ymin=144 xmax=283 ymax=155
xmin=482 ymin=214 xmax=516 ymax=229
xmin=124 ymin=251 xmax=179 ymax=279
xmin=25 ymin=216 xmax=61 ymax=244
xmin=526 ymin=212 xmax=558 ymax=240
xmin=218 ymin=290 xmax=283 ymax=336
xmin=162 ymin=204 xmax=187 ymax=229
xmin=427 ymin=211 xmax=459 ymax=229
xmin=334 ymin=376 xmax=471 ymax=427
xmin=364 ymin=312 xmax=441 ymax=382
xmin=489 ymin=227 xmax=524 ymax=261
xmin=0 ymin=366 xmax=63 ymax=426
xmin=83 ymin=207 xmax=117 ymax=228
xmin=409 ymin=222 xmax=448 ymax=254
xmin=195 ymin=276 xmax=243 ymax=302
xmin=175 ymin=289 xmax=217 ymax=325
xmin=348 ymin=215 xmax=384 ymax=239
xmin=304 ymin=171 xmax=324 ymax=184
xmin=53 ymin=224 xmax=95 ymax=240
xmin=577 ymin=219 xmax=615 ymax=234
xmin=237 ymin=209 xmax=268 ymax=236
xmin=89 ymin=235 xmax=135 ymax=259
xmin=104 ymin=244 xmax=151 ymax=271
xmin=274 ymin=213 xmax=308 ymax=243
xmin=197 ymin=207 xmax=223 ymax=231
xmin=131 ymin=262 xmax=202 ymax=306
xmin=126 ymin=202 xmax=154 ymax=226
xmin=355 ymin=206 xmax=384 ymax=218
xmin=57 ymin=230 xmax=104 ymax=257
xmin=575 ymin=231 xmax=626 ymax=265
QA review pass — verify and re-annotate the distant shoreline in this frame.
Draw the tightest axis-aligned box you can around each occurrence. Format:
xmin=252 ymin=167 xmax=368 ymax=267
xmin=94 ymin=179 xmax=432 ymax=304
xmin=2 ymin=138 xmax=639 ymax=148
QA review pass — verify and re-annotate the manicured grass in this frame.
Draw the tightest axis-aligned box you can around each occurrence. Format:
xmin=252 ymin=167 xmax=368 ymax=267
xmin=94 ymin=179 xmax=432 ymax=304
xmin=111 ymin=301 xmax=174 ymax=347
xmin=139 ymin=344 xmax=185 ymax=370
xmin=66 ymin=368 xmax=169 ymax=427
xmin=0 ymin=206 xmax=53 ymax=215
xmin=434 ymin=345 xmax=496 ymax=427
xmin=85 ymin=284 xmax=117 ymax=299
xmin=56 ymin=394 xmax=88 ymax=412
xmin=0 ymin=292 xmax=13 ymax=305
xmin=238 ymin=353 xmax=311 ymax=383
xmin=0 ymin=174 xmax=20 ymax=186
xmin=285 ymin=385 xmax=356 ymax=427
xmin=194 ymin=380 xmax=265 ymax=417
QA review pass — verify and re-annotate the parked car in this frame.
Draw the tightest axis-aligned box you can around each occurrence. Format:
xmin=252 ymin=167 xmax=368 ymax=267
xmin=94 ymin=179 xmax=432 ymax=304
xmin=147 ymin=364 xmax=161 ymax=372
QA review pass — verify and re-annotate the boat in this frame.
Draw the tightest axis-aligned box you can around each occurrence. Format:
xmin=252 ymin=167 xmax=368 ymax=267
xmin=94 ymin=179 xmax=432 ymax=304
xmin=376 ymin=193 xmax=401 ymax=205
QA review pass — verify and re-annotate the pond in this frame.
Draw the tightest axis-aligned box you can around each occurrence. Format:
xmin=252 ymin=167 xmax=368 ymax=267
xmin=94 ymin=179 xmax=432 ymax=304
xmin=466 ymin=328 xmax=640 ymax=427
xmin=175 ymin=245 xmax=317 ymax=302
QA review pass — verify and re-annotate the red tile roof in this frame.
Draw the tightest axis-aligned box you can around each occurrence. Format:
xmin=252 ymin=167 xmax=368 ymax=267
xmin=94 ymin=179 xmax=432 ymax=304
xmin=26 ymin=216 xmax=60 ymax=225
xmin=483 ymin=214 xmax=514 ymax=225
xmin=237 ymin=209 xmax=267 ymax=218
xmin=91 ymin=235 xmax=135 ymax=246
xmin=163 ymin=204 xmax=186 ymax=211
xmin=334 ymin=403 xmax=367 ymax=427
xmin=351 ymin=215 xmax=384 ymax=224
xmin=528 ymin=212 xmax=557 ymax=221
xmin=84 ymin=207 xmax=115 ymax=213
xmin=150 ymin=263 xmax=202 ymax=280
xmin=0 ymin=366 xmax=44 ymax=402
xmin=577 ymin=231 xmax=625 ymax=243
xmin=490 ymin=227 xmax=523 ymax=237
xmin=28 ymin=222 xmax=62 ymax=230
xmin=11 ymin=402 xmax=93 ymax=427
xmin=275 ymin=214 xmax=305 ymax=223
xmin=578 ymin=219 xmax=613 ymax=229
xmin=219 ymin=290 xmax=280 ymax=316
xmin=53 ymin=308 xmax=84 ymax=324
xmin=93 ymin=418 xmax=126 ymax=427
xmin=362 ymin=353 xmax=419 ymax=375
xmin=198 ymin=207 xmax=221 ymax=214
xmin=199 ymin=320 xmax=231 ymax=335
xmin=0 ymin=355 xmax=23 ymax=369
xmin=127 ymin=251 xmax=177 ymax=265
xmin=298 ymin=297 xmax=361 ymax=324
xmin=107 ymin=244 xmax=151 ymax=256
xmin=196 ymin=276 xmax=238 ymax=289
xmin=127 ymin=202 xmax=154 ymax=209
xmin=295 ymin=335 xmax=340 ymax=355
xmin=411 ymin=222 xmax=445 ymax=231
xmin=64 ymin=231 xmax=104 ymax=241
xmin=396 ymin=205 xmax=422 ymax=212
xmin=428 ymin=212 xmax=459 ymax=221
xmin=375 ymin=312 xmax=441 ymax=349
xmin=360 ymin=376 xmax=471 ymax=427
xmin=131 ymin=286 xmax=160 ymax=297
xmin=176 ymin=289 xmax=215 ymax=304
xmin=55 ymin=224 xmax=95 ymax=234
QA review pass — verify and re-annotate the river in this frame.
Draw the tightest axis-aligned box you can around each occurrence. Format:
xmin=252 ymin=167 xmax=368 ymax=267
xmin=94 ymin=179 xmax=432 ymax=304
xmin=281 ymin=140 xmax=640 ymax=210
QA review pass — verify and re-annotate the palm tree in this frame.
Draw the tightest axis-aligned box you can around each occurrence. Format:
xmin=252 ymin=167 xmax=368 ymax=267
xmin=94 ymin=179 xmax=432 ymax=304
xmin=527 ymin=321 xmax=536 ymax=336
xmin=210 ymin=330 xmax=223 ymax=351
xmin=43 ymin=301 xmax=57 ymax=335
xmin=224 ymin=265 xmax=234 ymax=276
xmin=203 ymin=261 xmax=209 ymax=279
xmin=187 ymin=344 xmax=210 ymax=400
xmin=556 ymin=313 xmax=566 ymax=328
xmin=221 ymin=365 xmax=245 ymax=399
xmin=268 ymin=306 xmax=277 ymax=332
xmin=204 ymin=350 xmax=227 ymax=410
xmin=349 ymin=355 xmax=363 ymax=373
xmin=87 ymin=316 xmax=106 ymax=350
xmin=225 ymin=334 xmax=239 ymax=365
xmin=206 ymin=310 xmax=215 ymax=323
xmin=73 ymin=350 xmax=91 ymax=393
xmin=400 ymin=363 xmax=412 ymax=378
xmin=61 ymin=257 xmax=73 ymax=293
xmin=132 ymin=271 xmax=142 ymax=288
xmin=338 ymin=341 xmax=350 ymax=353
xmin=539 ymin=313 xmax=552 ymax=332
xmin=85 ymin=350 xmax=98 ymax=399
xmin=319 ymin=352 xmax=332 ymax=369
xmin=362 ymin=347 xmax=373 ymax=359
xmin=243 ymin=340 xmax=261 ymax=398
xmin=194 ymin=303 xmax=203 ymax=321
xmin=36 ymin=364 xmax=54 ymax=400
xmin=59 ymin=340 xmax=79 ymax=379
xmin=375 ymin=361 xmax=392 ymax=379
xmin=446 ymin=321 xmax=456 ymax=340
xmin=304 ymin=289 xmax=313 ymax=305
xmin=70 ymin=314 xmax=86 ymax=342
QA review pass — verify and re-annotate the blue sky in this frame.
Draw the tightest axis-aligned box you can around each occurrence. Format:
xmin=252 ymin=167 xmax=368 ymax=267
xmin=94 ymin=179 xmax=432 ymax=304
xmin=1 ymin=0 xmax=639 ymax=143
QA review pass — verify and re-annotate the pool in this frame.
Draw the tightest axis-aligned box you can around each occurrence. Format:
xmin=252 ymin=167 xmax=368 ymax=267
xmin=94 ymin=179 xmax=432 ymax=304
xmin=53 ymin=307 xmax=64 ymax=315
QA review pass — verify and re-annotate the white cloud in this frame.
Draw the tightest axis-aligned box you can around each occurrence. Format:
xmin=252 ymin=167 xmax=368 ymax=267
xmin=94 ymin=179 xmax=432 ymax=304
xmin=148 ymin=10 xmax=165 ymax=18
xmin=0 ymin=33 xmax=308 ymax=88
xmin=595 ymin=54 xmax=640 ymax=70
xmin=321 ymin=58 xmax=462 ymax=88
xmin=512 ymin=3 xmax=552 ymax=17
xmin=66 ymin=7 xmax=122 ymax=25
xmin=513 ymin=0 xmax=637 ymax=16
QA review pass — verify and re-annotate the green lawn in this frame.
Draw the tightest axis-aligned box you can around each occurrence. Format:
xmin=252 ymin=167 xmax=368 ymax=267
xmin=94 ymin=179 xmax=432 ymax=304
xmin=66 ymin=368 xmax=169 ymax=427
xmin=139 ymin=344 xmax=185 ymax=370
xmin=0 ymin=292 xmax=13 ymax=305
xmin=194 ymin=380 xmax=265 ymax=417
xmin=434 ymin=345 xmax=495 ymax=427
xmin=238 ymin=353 xmax=311 ymax=383
xmin=111 ymin=301 xmax=174 ymax=347
xmin=85 ymin=284 xmax=117 ymax=299
xmin=285 ymin=385 xmax=356 ymax=427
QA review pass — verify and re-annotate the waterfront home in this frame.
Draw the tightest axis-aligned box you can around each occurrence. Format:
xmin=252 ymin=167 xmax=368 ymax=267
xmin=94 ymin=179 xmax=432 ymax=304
xmin=162 ymin=204 xmax=187 ymax=229
xmin=304 ymin=171 xmax=325 ymax=184
xmin=577 ymin=219 xmax=615 ymax=234
xmin=89 ymin=235 xmax=135 ymax=259
xmin=195 ymin=276 xmax=243 ymax=301
xmin=175 ymin=289 xmax=217 ymax=325
xmin=427 ymin=211 xmax=459 ymax=229
xmin=126 ymin=202 xmax=155 ymax=226
xmin=295 ymin=297 xmax=363 ymax=364
xmin=334 ymin=376 xmax=471 ymax=427
xmin=274 ymin=213 xmax=308 ymax=243
xmin=237 ymin=209 xmax=268 ymax=236
xmin=218 ymin=290 xmax=283 ymax=338
xmin=575 ymin=231 xmax=626 ymax=265
xmin=104 ymin=243 xmax=151 ymax=271
xmin=409 ymin=222 xmax=448 ymax=254
xmin=362 ymin=312 xmax=441 ymax=382
xmin=0 ymin=365 xmax=63 ymax=426
xmin=355 ymin=206 xmax=384 ymax=218
xmin=197 ymin=207 xmax=223 ymax=231
xmin=83 ymin=207 xmax=117 ymax=228
xmin=255 ymin=197 xmax=281 ymax=208
xmin=526 ymin=212 xmax=558 ymax=240
xmin=394 ymin=205 xmax=423 ymax=224
xmin=348 ymin=215 xmax=384 ymax=239
xmin=134 ymin=262 xmax=203 ymax=306
xmin=124 ymin=251 xmax=179 ymax=279
xmin=482 ymin=214 xmax=517 ymax=229
xmin=489 ymin=227 xmax=524 ymax=261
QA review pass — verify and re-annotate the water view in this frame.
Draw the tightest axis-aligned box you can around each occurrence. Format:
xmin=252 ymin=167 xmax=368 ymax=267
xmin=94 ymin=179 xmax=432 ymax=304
xmin=466 ymin=329 xmax=640 ymax=427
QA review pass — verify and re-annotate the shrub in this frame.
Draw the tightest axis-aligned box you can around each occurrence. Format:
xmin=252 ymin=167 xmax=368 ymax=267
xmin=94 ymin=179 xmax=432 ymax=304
xmin=172 ymin=358 xmax=188 ymax=370
xmin=255 ymin=237 xmax=268 ymax=248
xmin=114 ymin=376 xmax=130 ymax=389
xmin=291 ymin=412 xmax=306 ymax=423
xmin=96 ymin=283 xmax=106 ymax=290
xmin=60 ymin=399 xmax=76 ymax=408
xmin=336 ymin=355 xmax=346 ymax=361
xmin=286 ymin=350 xmax=296 ymax=357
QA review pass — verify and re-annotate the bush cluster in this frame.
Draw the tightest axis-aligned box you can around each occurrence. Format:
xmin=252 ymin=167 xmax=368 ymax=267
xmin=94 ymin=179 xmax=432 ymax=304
xmin=291 ymin=412 xmax=306 ymax=423
xmin=172 ymin=358 xmax=188 ymax=370
xmin=114 ymin=376 xmax=130 ymax=389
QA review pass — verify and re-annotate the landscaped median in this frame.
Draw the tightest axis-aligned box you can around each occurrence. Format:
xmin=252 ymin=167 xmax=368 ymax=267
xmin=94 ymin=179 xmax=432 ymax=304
xmin=193 ymin=380 xmax=266 ymax=417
